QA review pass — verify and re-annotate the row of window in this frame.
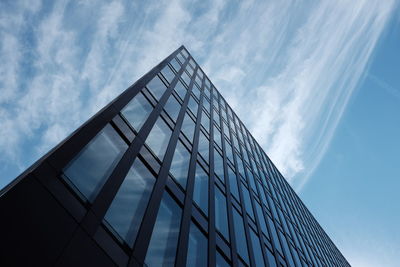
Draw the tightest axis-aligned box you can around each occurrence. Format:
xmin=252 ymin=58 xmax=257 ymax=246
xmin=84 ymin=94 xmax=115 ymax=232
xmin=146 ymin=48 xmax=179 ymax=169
xmin=62 ymin=48 xmax=348 ymax=266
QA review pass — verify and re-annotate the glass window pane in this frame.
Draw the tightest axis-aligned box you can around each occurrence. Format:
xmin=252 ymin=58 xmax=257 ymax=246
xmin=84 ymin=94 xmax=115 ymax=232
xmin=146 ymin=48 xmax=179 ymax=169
xmin=145 ymin=192 xmax=182 ymax=266
xmin=64 ymin=124 xmax=127 ymax=201
xmin=216 ymin=251 xmax=230 ymax=267
xmin=188 ymin=96 xmax=198 ymax=116
xmin=242 ymin=185 xmax=255 ymax=219
xmin=214 ymin=149 xmax=224 ymax=182
xmin=177 ymin=52 xmax=185 ymax=63
xmin=170 ymin=58 xmax=181 ymax=72
xmin=250 ymin=229 xmax=265 ymax=267
xmin=246 ymin=168 xmax=257 ymax=192
xmin=193 ymin=163 xmax=208 ymax=215
xmin=201 ymin=111 xmax=210 ymax=132
xmin=215 ymin=186 xmax=229 ymax=241
xmin=267 ymin=217 xmax=283 ymax=254
xmin=121 ymin=92 xmax=153 ymax=131
xmin=227 ymin=167 xmax=239 ymax=201
xmin=104 ymin=158 xmax=155 ymax=246
xmin=225 ymin=140 xmax=234 ymax=163
xmin=146 ymin=75 xmax=167 ymax=101
xmin=161 ymin=65 xmax=175 ymax=84
xmin=192 ymin=84 xmax=201 ymax=99
xmin=233 ymin=208 xmax=249 ymax=264
xmin=186 ymin=222 xmax=208 ymax=267
xmin=214 ymin=126 xmax=222 ymax=148
xmin=163 ymin=95 xmax=181 ymax=122
xmin=182 ymin=72 xmax=191 ymax=86
xmin=266 ymin=247 xmax=277 ymax=267
xmin=198 ymin=131 xmax=209 ymax=163
xmin=254 ymin=201 xmax=268 ymax=237
xmin=203 ymin=97 xmax=210 ymax=113
xmin=145 ymin=118 xmax=172 ymax=161
xmin=174 ymin=80 xmax=187 ymax=100
xmin=181 ymin=113 xmax=195 ymax=142
xmin=170 ymin=141 xmax=191 ymax=189
xmin=213 ymin=109 xmax=220 ymax=128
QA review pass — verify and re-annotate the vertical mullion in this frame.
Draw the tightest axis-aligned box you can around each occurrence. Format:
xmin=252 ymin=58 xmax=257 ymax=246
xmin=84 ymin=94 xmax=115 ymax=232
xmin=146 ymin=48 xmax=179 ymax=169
xmin=129 ymin=50 xmax=192 ymax=265
xmin=175 ymin=63 xmax=203 ymax=266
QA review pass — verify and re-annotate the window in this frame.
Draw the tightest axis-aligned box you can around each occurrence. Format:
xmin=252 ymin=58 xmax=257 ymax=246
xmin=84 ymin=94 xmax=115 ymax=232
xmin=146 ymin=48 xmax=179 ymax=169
xmin=177 ymin=53 xmax=185 ymax=64
xmin=227 ymin=167 xmax=239 ymax=201
xmin=200 ymin=111 xmax=210 ymax=132
xmin=192 ymin=84 xmax=201 ymax=100
xmin=181 ymin=71 xmax=191 ymax=87
xmin=181 ymin=113 xmax=195 ymax=142
xmin=267 ymin=217 xmax=283 ymax=255
xmin=198 ymin=131 xmax=209 ymax=163
xmin=214 ymin=149 xmax=224 ymax=182
xmin=216 ymin=251 xmax=230 ymax=267
xmin=163 ymin=95 xmax=181 ymax=122
xmin=214 ymin=126 xmax=222 ymax=149
xmin=188 ymin=96 xmax=199 ymax=116
xmin=63 ymin=124 xmax=127 ymax=201
xmin=121 ymin=92 xmax=153 ymax=131
xmin=203 ymin=97 xmax=210 ymax=113
xmin=146 ymin=75 xmax=167 ymax=101
xmin=186 ymin=222 xmax=208 ymax=267
xmin=145 ymin=192 xmax=182 ymax=266
xmin=242 ymin=185 xmax=255 ymax=219
xmin=170 ymin=58 xmax=181 ymax=72
xmin=195 ymin=75 xmax=202 ymax=88
xmin=170 ymin=141 xmax=191 ymax=189
xmin=254 ymin=201 xmax=269 ymax=238
xmin=174 ymin=80 xmax=187 ymax=100
xmin=215 ymin=186 xmax=229 ymax=241
xmin=213 ymin=109 xmax=220 ymax=128
xmin=250 ymin=229 xmax=265 ymax=266
xmin=145 ymin=117 xmax=172 ymax=161
xmin=225 ymin=140 xmax=234 ymax=163
xmin=232 ymin=208 xmax=249 ymax=264
xmin=193 ymin=163 xmax=208 ymax=215
xmin=161 ymin=65 xmax=175 ymax=84
xmin=266 ymin=247 xmax=277 ymax=267
xmin=104 ymin=158 xmax=155 ymax=246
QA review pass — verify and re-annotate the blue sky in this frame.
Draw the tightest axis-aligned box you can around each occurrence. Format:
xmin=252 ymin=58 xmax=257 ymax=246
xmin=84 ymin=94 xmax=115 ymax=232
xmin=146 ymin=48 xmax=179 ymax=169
xmin=0 ymin=0 xmax=398 ymax=265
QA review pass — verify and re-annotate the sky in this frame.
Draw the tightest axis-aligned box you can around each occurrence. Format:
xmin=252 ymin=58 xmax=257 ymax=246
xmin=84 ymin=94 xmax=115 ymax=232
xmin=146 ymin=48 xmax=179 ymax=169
xmin=0 ymin=0 xmax=399 ymax=266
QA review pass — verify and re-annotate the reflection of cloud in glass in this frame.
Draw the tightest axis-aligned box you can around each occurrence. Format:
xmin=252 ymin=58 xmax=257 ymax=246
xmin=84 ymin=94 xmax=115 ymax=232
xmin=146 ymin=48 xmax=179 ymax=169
xmin=104 ymin=158 xmax=155 ymax=246
xmin=145 ymin=192 xmax=182 ymax=266
xmin=64 ymin=124 xmax=127 ymax=201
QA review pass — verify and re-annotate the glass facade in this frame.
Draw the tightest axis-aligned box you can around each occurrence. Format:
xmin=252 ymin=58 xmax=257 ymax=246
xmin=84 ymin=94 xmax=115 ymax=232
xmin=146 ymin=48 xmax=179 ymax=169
xmin=4 ymin=46 xmax=349 ymax=266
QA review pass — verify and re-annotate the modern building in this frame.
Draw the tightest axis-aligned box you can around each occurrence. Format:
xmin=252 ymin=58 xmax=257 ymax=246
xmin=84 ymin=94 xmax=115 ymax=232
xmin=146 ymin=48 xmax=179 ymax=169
xmin=0 ymin=46 xmax=349 ymax=266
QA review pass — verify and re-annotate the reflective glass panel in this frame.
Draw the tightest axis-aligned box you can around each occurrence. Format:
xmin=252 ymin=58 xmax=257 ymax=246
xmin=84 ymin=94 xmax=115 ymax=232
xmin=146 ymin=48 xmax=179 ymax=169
xmin=242 ymin=185 xmax=255 ymax=219
xmin=215 ymin=186 xmax=229 ymax=241
xmin=186 ymin=222 xmax=208 ymax=267
xmin=188 ymin=96 xmax=199 ymax=116
xmin=163 ymin=95 xmax=181 ymax=122
xmin=146 ymin=75 xmax=167 ymax=101
xmin=170 ymin=58 xmax=181 ymax=72
xmin=214 ymin=126 xmax=222 ymax=148
xmin=254 ymin=201 xmax=269 ymax=237
xmin=104 ymin=158 xmax=155 ymax=246
xmin=170 ymin=141 xmax=191 ymax=189
xmin=193 ymin=163 xmax=208 ymax=214
xmin=216 ymin=251 xmax=230 ymax=267
xmin=227 ymin=167 xmax=239 ymax=201
xmin=121 ymin=92 xmax=153 ymax=131
xmin=198 ymin=131 xmax=209 ymax=163
xmin=266 ymin=247 xmax=277 ymax=267
xmin=145 ymin=192 xmax=182 ymax=266
xmin=201 ymin=111 xmax=210 ymax=132
xmin=233 ymin=208 xmax=249 ymax=264
xmin=214 ymin=149 xmax=224 ymax=182
xmin=145 ymin=117 xmax=172 ymax=161
xmin=181 ymin=113 xmax=195 ymax=142
xmin=174 ymin=80 xmax=187 ymax=100
xmin=161 ymin=65 xmax=175 ymax=84
xmin=64 ymin=124 xmax=127 ymax=201
xmin=250 ymin=228 xmax=265 ymax=267
xmin=192 ymin=84 xmax=201 ymax=100
xmin=182 ymin=71 xmax=191 ymax=86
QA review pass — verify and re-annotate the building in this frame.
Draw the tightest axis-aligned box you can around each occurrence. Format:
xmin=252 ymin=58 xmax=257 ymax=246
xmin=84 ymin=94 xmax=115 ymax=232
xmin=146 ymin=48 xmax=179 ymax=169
xmin=0 ymin=46 xmax=349 ymax=266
